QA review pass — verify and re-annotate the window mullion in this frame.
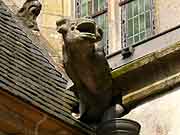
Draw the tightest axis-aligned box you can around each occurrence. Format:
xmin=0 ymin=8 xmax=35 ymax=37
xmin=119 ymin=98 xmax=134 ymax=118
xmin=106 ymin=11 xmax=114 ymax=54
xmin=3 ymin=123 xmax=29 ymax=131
xmin=144 ymin=0 xmax=147 ymax=38
xmin=75 ymin=0 xmax=81 ymax=18
xmin=121 ymin=5 xmax=127 ymax=48
xmin=132 ymin=1 xmax=135 ymax=45
xmin=151 ymin=0 xmax=156 ymax=34
xmin=138 ymin=0 xmax=140 ymax=41
xmin=88 ymin=0 xmax=92 ymax=16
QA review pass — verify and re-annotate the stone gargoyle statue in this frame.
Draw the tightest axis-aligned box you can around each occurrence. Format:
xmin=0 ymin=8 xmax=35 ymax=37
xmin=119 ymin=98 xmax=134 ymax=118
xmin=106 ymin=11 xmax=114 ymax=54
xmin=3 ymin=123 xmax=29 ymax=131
xmin=17 ymin=0 xmax=42 ymax=31
xmin=57 ymin=17 xmax=125 ymax=125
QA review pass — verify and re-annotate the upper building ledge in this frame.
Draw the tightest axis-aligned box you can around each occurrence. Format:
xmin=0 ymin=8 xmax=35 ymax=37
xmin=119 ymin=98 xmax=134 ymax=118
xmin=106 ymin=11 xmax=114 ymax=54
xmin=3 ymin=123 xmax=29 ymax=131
xmin=112 ymin=41 xmax=180 ymax=111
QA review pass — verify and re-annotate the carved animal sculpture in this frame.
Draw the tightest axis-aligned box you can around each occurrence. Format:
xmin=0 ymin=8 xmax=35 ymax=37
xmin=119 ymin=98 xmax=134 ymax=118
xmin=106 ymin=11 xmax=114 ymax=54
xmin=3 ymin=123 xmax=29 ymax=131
xmin=57 ymin=17 xmax=124 ymax=124
xmin=17 ymin=0 xmax=42 ymax=31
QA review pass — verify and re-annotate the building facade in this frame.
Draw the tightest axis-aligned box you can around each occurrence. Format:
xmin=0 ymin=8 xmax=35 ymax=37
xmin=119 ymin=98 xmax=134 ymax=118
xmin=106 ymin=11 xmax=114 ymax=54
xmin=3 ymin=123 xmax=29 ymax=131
xmin=74 ymin=0 xmax=180 ymax=55
xmin=2 ymin=0 xmax=180 ymax=135
xmin=4 ymin=0 xmax=180 ymax=60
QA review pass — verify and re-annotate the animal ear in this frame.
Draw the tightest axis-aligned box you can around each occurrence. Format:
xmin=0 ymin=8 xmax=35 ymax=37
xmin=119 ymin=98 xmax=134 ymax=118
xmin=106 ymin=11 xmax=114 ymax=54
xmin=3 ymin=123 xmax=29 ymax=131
xmin=56 ymin=18 xmax=68 ymax=34
xmin=17 ymin=7 xmax=25 ymax=17
xmin=96 ymin=27 xmax=103 ymax=42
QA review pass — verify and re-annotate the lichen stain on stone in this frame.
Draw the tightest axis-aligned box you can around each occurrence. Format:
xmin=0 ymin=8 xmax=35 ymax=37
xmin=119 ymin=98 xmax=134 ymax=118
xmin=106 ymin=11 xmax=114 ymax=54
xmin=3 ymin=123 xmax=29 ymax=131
xmin=112 ymin=41 xmax=180 ymax=79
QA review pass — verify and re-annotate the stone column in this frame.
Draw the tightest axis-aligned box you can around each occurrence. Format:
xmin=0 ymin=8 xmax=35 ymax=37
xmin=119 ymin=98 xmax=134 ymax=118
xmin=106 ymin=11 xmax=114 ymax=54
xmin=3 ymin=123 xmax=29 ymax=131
xmin=108 ymin=0 xmax=122 ymax=54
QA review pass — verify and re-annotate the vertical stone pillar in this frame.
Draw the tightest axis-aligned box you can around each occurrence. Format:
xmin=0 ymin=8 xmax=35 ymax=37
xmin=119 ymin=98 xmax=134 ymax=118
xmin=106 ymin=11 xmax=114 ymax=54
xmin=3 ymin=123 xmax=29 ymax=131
xmin=108 ymin=0 xmax=122 ymax=54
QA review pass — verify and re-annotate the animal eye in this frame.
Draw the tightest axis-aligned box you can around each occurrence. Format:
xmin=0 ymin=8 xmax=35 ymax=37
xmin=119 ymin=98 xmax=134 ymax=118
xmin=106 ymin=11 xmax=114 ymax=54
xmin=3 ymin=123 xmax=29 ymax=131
xmin=71 ymin=26 xmax=75 ymax=31
xmin=98 ymin=28 xmax=103 ymax=36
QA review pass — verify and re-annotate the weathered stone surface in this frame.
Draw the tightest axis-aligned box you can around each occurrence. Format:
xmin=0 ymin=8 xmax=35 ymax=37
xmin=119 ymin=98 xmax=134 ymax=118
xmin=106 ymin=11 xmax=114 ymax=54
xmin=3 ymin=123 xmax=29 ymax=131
xmin=156 ymin=0 xmax=180 ymax=33
xmin=57 ymin=17 xmax=124 ymax=125
xmin=17 ymin=0 xmax=41 ymax=31
xmin=112 ymin=42 xmax=180 ymax=78
xmin=111 ymin=41 xmax=180 ymax=98
xmin=123 ymin=71 xmax=180 ymax=110
xmin=123 ymin=86 xmax=180 ymax=135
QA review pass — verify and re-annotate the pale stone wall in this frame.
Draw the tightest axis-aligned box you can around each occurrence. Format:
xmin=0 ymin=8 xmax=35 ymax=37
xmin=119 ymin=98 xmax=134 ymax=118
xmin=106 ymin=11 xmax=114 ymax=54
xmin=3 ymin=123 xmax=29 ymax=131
xmin=123 ymin=87 xmax=180 ymax=135
xmin=39 ymin=0 xmax=73 ymax=63
xmin=155 ymin=0 xmax=180 ymax=33
xmin=108 ymin=0 xmax=122 ymax=54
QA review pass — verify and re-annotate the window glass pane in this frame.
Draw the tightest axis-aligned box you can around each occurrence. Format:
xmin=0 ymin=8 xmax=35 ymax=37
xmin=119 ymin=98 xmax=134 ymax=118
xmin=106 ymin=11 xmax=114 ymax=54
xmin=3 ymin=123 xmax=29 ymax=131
xmin=145 ymin=0 xmax=151 ymax=10
xmin=124 ymin=0 xmax=153 ymax=46
xmin=81 ymin=0 xmax=88 ymax=16
xmin=134 ymin=16 xmax=139 ymax=34
xmin=145 ymin=11 xmax=151 ymax=29
xmin=134 ymin=35 xmax=140 ymax=42
xmin=133 ymin=0 xmax=138 ymax=16
xmin=94 ymin=0 xmax=106 ymax=12
xmin=146 ymin=29 xmax=151 ymax=37
xmin=76 ymin=0 xmax=108 ymax=53
xmin=139 ymin=0 xmax=144 ymax=13
xmin=140 ymin=32 xmax=145 ymax=40
xmin=128 ymin=19 xmax=133 ymax=37
xmin=95 ymin=13 xmax=108 ymax=54
xmin=94 ymin=0 xmax=98 ymax=12
xmin=140 ymin=14 xmax=145 ymax=32
xmin=128 ymin=37 xmax=133 ymax=45
xmin=98 ymin=14 xmax=105 ymax=29
xmin=98 ymin=0 xmax=105 ymax=10
xmin=127 ymin=2 xmax=133 ymax=18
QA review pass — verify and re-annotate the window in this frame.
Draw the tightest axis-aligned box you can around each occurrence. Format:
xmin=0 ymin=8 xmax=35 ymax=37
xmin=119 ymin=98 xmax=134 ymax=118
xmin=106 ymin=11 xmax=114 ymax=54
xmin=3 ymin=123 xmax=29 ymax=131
xmin=94 ymin=13 xmax=108 ymax=54
xmin=81 ymin=0 xmax=88 ymax=16
xmin=94 ymin=0 xmax=107 ymax=12
xmin=122 ymin=0 xmax=155 ymax=48
xmin=75 ymin=0 xmax=109 ymax=55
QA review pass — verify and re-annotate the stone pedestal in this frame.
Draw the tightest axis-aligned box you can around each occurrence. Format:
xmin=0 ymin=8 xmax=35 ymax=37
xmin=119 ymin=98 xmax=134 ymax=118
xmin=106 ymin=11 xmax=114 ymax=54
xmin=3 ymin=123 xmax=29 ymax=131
xmin=96 ymin=119 xmax=141 ymax=135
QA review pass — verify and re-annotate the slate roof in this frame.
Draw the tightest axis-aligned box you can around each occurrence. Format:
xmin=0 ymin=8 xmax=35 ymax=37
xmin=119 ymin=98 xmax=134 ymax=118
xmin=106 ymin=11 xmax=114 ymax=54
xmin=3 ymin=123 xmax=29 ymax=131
xmin=0 ymin=1 xmax=92 ymax=133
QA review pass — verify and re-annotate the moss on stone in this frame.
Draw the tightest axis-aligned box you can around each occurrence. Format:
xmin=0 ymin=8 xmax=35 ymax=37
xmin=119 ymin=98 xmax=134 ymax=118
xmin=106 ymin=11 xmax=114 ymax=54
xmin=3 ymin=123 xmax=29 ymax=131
xmin=112 ymin=41 xmax=180 ymax=79
xmin=111 ymin=54 xmax=156 ymax=78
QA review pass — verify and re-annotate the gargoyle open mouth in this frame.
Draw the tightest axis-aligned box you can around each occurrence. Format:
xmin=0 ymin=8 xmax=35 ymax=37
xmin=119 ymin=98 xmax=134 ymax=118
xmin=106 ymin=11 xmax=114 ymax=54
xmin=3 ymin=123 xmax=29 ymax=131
xmin=77 ymin=21 xmax=96 ymax=39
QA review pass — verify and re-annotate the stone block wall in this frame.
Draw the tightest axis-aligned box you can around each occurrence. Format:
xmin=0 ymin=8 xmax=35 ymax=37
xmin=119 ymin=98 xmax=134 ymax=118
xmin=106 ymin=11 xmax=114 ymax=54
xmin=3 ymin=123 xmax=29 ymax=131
xmin=155 ymin=0 xmax=180 ymax=33
xmin=123 ymin=87 xmax=180 ymax=135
